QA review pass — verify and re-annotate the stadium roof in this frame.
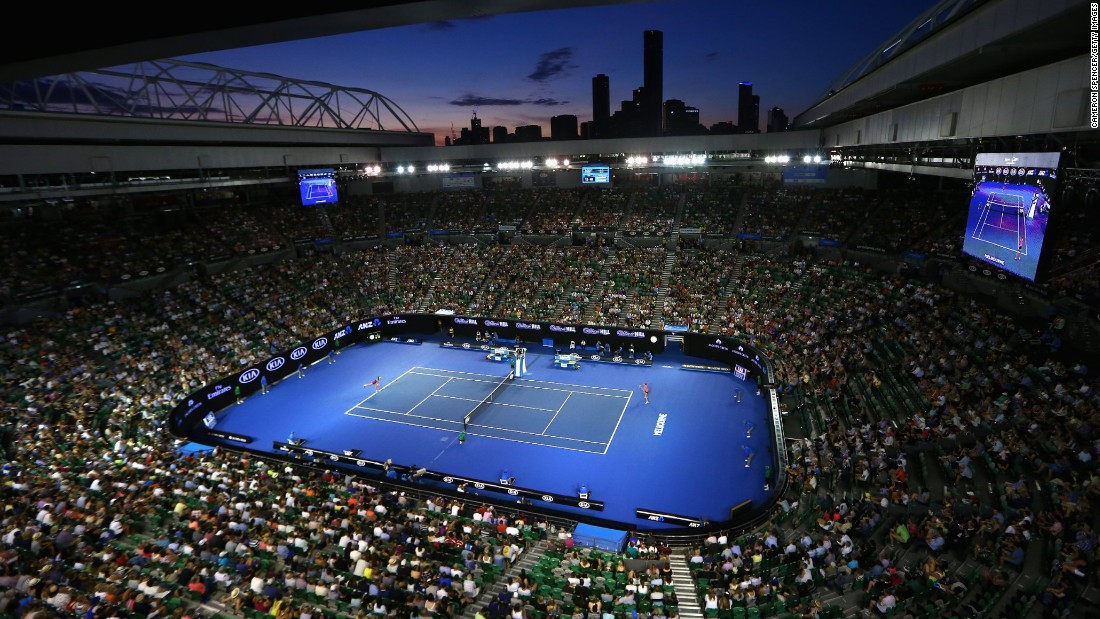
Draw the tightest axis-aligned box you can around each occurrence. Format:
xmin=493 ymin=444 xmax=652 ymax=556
xmin=0 ymin=1 xmax=642 ymax=82
xmin=794 ymin=0 xmax=1087 ymax=128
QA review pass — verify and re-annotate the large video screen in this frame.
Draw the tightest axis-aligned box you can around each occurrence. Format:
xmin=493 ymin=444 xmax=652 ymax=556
xmin=581 ymin=164 xmax=611 ymax=185
xmin=297 ymin=168 xmax=339 ymax=206
xmin=961 ymin=152 xmax=1060 ymax=282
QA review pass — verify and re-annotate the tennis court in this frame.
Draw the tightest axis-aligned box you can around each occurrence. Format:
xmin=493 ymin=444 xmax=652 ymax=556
xmin=187 ymin=333 xmax=778 ymax=528
xmin=345 ymin=366 xmax=631 ymax=453
xmin=971 ymin=189 xmax=1028 ymax=252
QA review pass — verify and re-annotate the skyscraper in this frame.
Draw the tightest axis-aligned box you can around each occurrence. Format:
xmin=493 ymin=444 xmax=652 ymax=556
xmin=592 ymin=74 xmax=610 ymax=139
xmin=514 ymin=125 xmax=542 ymax=142
xmin=738 ymin=82 xmax=759 ymax=133
xmin=643 ymin=30 xmax=664 ymax=137
xmin=767 ymin=107 xmax=789 ymax=133
xmin=550 ymin=114 xmax=579 ymax=140
xmin=456 ymin=112 xmax=489 ymax=145
xmin=664 ymin=99 xmax=702 ymax=135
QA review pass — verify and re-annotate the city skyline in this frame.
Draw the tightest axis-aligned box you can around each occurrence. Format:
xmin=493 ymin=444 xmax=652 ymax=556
xmin=173 ymin=0 xmax=940 ymax=145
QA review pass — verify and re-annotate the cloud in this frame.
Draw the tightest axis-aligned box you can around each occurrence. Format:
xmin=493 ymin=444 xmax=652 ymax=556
xmin=527 ymin=98 xmax=567 ymax=106
xmin=450 ymin=94 xmax=525 ymax=107
xmin=704 ymin=51 xmax=720 ymax=62
xmin=527 ymin=47 xmax=576 ymax=83
xmin=448 ymin=94 xmax=568 ymax=107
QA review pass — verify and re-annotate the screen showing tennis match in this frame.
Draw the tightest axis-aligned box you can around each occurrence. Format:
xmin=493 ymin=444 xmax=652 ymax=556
xmin=297 ymin=168 xmax=340 ymax=206
xmin=961 ymin=152 xmax=1060 ymax=282
xmin=581 ymin=164 xmax=611 ymax=185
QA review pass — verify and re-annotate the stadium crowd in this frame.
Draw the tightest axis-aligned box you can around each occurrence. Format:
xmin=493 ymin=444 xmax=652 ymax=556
xmin=0 ymin=182 xmax=1098 ymax=619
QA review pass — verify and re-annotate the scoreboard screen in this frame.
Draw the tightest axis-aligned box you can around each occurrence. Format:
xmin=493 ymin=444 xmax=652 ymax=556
xmin=581 ymin=164 xmax=611 ymax=185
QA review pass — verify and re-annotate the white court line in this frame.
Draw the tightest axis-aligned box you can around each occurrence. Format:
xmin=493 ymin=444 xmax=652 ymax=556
xmin=515 ymin=375 xmax=633 ymax=395
xmin=346 ymin=408 xmax=608 ymax=451
xmin=410 ymin=371 xmax=508 ymax=385
xmin=409 ymin=378 xmax=453 ymax=415
xmin=414 ymin=365 xmax=632 ymax=395
xmin=409 ymin=370 xmax=628 ymax=399
xmin=348 ymin=365 xmax=625 ymax=453
xmin=348 ymin=411 xmax=608 ymax=454
xmin=464 ymin=417 xmax=608 ymax=445
xmin=434 ymin=393 xmax=557 ymax=413
xmin=974 ymin=212 xmax=1019 ymax=246
xmin=972 ymin=198 xmax=994 ymax=240
xmin=542 ymin=392 xmax=572 ymax=433
xmin=979 ymin=239 xmax=1025 ymax=253
xmin=347 ymin=406 xmax=414 ymax=417
xmin=350 ymin=406 xmax=463 ymax=426
xmin=601 ymin=390 xmax=633 ymax=455
xmin=341 ymin=366 xmax=416 ymax=416
xmin=410 ymin=365 xmax=503 ymax=379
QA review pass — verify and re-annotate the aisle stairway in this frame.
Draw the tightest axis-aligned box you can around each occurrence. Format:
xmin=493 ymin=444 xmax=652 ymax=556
xmin=461 ymin=540 xmax=550 ymax=619
xmin=720 ymin=255 xmax=747 ymax=299
xmin=653 ymin=250 xmax=678 ymax=327
xmin=668 ymin=552 xmax=704 ymax=619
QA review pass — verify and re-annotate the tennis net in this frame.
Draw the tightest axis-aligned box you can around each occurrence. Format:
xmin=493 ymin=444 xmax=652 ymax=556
xmin=464 ymin=372 xmax=512 ymax=429
xmin=985 ymin=196 xmax=1025 ymax=215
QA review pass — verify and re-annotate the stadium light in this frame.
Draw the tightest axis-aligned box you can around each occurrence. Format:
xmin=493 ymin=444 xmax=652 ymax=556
xmin=813 ymin=155 xmax=822 ymax=164
xmin=546 ymin=158 xmax=559 ymax=168
xmin=663 ymin=154 xmax=707 ymax=167
xmin=803 ymin=155 xmax=812 ymax=164
xmin=397 ymin=165 xmax=406 ymax=174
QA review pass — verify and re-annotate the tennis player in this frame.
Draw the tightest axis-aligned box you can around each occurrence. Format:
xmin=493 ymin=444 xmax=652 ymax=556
xmin=641 ymin=382 xmax=650 ymax=404
xmin=364 ymin=376 xmax=381 ymax=392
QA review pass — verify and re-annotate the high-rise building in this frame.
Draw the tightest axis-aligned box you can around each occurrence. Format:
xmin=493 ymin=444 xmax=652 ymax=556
xmin=592 ymin=74 xmax=611 ymax=139
xmin=551 ymin=114 xmax=579 ymax=140
xmin=643 ymin=30 xmax=664 ymax=137
xmin=767 ymin=107 xmax=789 ymax=133
xmin=456 ymin=112 xmax=490 ymax=145
xmin=737 ymin=82 xmax=759 ymax=133
xmin=709 ymin=121 xmax=737 ymax=134
xmin=664 ymin=99 xmax=703 ymax=135
xmin=514 ymin=125 xmax=543 ymax=142
xmin=492 ymin=125 xmax=509 ymax=144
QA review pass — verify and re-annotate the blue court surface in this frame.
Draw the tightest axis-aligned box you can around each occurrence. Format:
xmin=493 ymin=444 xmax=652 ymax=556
xmin=349 ymin=366 xmax=631 ymax=453
xmin=962 ymin=181 xmax=1048 ymax=279
xmin=200 ymin=337 xmax=776 ymax=529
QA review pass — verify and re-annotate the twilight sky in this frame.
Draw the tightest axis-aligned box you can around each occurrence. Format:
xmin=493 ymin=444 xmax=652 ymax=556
xmin=175 ymin=0 xmax=941 ymax=145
